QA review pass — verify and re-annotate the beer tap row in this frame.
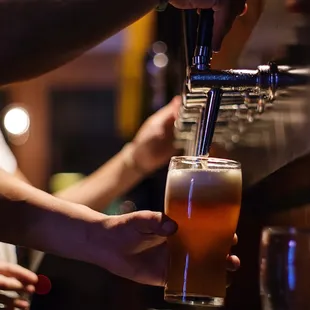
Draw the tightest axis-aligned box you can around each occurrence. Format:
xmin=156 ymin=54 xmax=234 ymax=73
xmin=175 ymin=9 xmax=310 ymax=155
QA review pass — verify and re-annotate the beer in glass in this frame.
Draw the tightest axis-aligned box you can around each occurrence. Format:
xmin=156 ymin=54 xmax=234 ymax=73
xmin=164 ymin=156 xmax=242 ymax=307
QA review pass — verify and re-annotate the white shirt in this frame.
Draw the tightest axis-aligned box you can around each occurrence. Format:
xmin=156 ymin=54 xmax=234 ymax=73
xmin=0 ymin=130 xmax=44 ymax=273
xmin=0 ymin=130 xmax=18 ymax=265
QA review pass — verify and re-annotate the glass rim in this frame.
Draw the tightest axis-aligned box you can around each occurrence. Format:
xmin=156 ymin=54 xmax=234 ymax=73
xmin=262 ymin=226 xmax=310 ymax=235
xmin=170 ymin=156 xmax=241 ymax=169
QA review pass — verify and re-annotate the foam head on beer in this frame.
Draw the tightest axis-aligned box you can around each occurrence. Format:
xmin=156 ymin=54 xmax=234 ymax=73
xmin=164 ymin=157 xmax=242 ymax=307
xmin=166 ymin=168 xmax=241 ymax=199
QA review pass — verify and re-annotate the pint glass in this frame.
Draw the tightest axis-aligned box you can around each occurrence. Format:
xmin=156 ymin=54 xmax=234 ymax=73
xmin=260 ymin=227 xmax=310 ymax=310
xmin=164 ymin=156 xmax=242 ymax=307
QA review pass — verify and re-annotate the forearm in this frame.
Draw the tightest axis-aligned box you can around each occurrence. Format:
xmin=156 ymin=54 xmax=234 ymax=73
xmin=0 ymin=168 xmax=103 ymax=263
xmin=0 ymin=0 xmax=158 ymax=86
xmin=55 ymin=143 xmax=145 ymax=212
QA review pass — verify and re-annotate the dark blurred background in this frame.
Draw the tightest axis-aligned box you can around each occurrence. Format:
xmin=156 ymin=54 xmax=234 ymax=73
xmin=0 ymin=0 xmax=309 ymax=309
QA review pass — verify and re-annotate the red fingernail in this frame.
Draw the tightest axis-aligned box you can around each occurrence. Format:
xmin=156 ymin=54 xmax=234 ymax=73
xmin=35 ymin=275 xmax=52 ymax=295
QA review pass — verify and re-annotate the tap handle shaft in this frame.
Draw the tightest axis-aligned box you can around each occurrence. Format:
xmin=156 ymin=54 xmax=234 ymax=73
xmin=193 ymin=9 xmax=214 ymax=70
xmin=183 ymin=9 xmax=199 ymax=69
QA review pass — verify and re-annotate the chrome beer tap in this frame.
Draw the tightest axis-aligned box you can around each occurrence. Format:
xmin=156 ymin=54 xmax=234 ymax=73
xmin=182 ymin=9 xmax=223 ymax=156
xmin=176 ymin=10 xmax=310 ymax=155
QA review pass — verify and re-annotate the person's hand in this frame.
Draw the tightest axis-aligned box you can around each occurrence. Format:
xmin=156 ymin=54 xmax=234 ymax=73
xmin=91 ymin=210 xmax=240 ymax=286
xmin=129 ymin=96 xmax=181 ymax=174
xmin=168 ymin=0 xmax=247 ymax=51
xmin=226 ymin=233 xmax=240 ymax=287
xmin=0 ymin=261 xmax=38 ymax=309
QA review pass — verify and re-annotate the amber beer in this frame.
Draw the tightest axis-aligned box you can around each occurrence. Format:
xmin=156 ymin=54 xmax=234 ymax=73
xmin=164 ymin=156 xmax=242 ymax=307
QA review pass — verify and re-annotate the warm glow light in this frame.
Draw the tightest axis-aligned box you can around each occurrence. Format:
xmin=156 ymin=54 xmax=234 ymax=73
xmin=153 ymin=53 xmax=169 ymax=68
xmin=4 ymin=107 xmax=30 ymax=135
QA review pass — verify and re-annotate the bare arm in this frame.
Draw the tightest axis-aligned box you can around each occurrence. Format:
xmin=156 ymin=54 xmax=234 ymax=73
xmin=13 ymin=148 xmax=142 ymax=213
xmin=50 ymin=97 xmax=180 ymax=211
xmin=12 ymin=99 xmax=180 ymax=213
xmin=0 ymin=168 xmax=103 ymax=263
xmin=0 ymin=1 xmax=247 ymax=86
xmin=0 ymin=0 xmax=158 ymax=86
xmin=0 ymin=167 xmax=181 ymax=287
xmin=55 ymin=143 xmax=144 ymax=211
xmin=13 ymin=145 xmax=145 ymax=214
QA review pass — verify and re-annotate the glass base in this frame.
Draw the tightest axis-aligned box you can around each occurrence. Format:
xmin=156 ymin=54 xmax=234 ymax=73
xmin=164 ymin=293 xmax=224 ymax=307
